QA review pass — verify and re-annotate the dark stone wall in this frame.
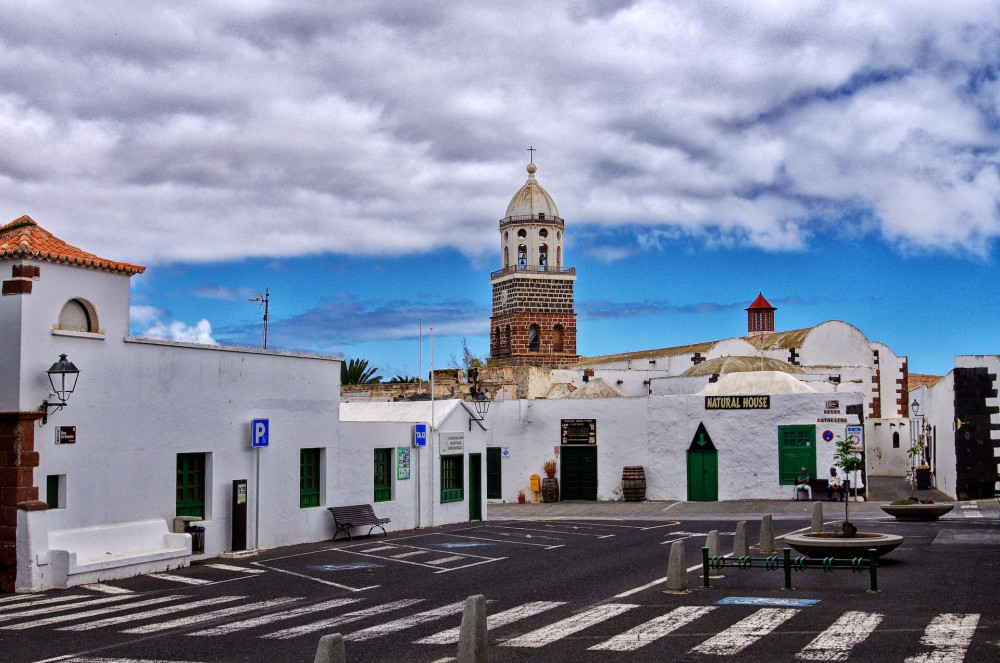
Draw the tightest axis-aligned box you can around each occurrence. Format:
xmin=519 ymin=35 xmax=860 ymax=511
xmin=953 ymin=367 xmax=1000 ymax=500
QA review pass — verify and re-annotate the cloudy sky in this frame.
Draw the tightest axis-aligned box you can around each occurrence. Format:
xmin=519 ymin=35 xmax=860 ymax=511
xmin=4 ymin=1 xmax=1000 ymax=377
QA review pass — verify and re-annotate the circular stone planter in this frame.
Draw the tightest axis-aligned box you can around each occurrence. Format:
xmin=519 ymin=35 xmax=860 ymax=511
xmin=784 ymin=532 xmax=903 ymax=559
xmin=879 ymin=503 xmax=954 ymax=521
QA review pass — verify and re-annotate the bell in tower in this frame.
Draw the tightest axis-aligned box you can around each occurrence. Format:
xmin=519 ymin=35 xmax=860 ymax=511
xmin=489 ymin=151 xmax=578 ymax=367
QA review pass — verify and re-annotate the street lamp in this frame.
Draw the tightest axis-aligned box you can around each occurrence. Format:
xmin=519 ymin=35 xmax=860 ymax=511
xmin=469 ymin=392 xmax=491 ymax=431
xmin=40 ymin=354 xmax=80 ymax=425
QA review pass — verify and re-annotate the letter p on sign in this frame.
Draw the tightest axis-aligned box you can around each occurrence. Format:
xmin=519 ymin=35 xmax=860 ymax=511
xmin=252 ymin=419 xmax=269 ymax=448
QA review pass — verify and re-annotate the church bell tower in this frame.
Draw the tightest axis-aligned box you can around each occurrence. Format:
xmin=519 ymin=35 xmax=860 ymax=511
xmin=489 ymin=153 xmax=578 ymax=367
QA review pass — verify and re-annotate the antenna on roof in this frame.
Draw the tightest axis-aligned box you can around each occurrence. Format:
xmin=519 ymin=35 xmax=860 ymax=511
xmin=249 ymin=287 xmax=270 ymax=349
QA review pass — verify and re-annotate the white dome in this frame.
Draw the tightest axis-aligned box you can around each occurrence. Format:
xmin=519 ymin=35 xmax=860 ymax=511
xmin=504 ymin=162 xmax=560 ymax=219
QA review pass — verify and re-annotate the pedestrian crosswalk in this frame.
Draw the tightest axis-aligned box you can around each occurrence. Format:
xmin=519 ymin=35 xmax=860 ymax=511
xmin=0 ymin=590 xmax=984 ymax=661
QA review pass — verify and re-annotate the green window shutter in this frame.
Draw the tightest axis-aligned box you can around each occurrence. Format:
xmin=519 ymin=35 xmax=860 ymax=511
xmin=176 ymin=453 xmax=206 ymax=518
xmin=374 ymin=448 xmax=392 ymax=502
xmin=440 ymin=455 xmax=464 ymax=503
xmin=300 ymin=448 xmax=321 ymax=508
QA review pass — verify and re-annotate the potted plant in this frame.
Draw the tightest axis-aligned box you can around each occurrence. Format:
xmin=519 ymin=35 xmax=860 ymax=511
xmin=543 ymin=459 xmax=557 ymax=478
xmin=831 ymin=434 xmax=863 ymax=536
xmin=517 ymin=489 xmax=526 ymax=504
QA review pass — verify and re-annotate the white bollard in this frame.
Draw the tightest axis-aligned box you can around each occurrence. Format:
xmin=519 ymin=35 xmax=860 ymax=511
xmin=811 ymin=501 xmax=824 ymax=533
xmin=313 ymin=633 xmax=346 ymax=663
xmin=733 ymin=521 xmax=749 ymax=557
xmin=664 ymin=539 xmax=690 ymax=594
xmin=706 ymin=529 xmax=724 ymax=579
xmin=759 ymin=514 xmax=776 ymax=554
xmin=456 ymin=594 xmax=490 ymax=663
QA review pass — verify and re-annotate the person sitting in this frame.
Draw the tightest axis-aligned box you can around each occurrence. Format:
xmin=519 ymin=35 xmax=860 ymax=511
xmin=793 ymin=467 xmax=812 ymax=500
xmin=826 ymin=467 xmax=846 ymax=501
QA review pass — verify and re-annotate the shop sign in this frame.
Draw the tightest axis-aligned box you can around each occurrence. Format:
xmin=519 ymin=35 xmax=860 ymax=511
xmin=704 ymin=395 xmax=770 ymax=410
xmin=440 ymin=432 xmax=465 ymax=454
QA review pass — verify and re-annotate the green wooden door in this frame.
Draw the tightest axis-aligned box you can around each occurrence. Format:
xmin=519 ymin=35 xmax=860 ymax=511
xmin=468 ymin=453 xmax=482 ymax=521
xmin=561 ymin=446 xmax=598 ymax=500
xmin=486 ymin=447 xmax=502 ymax=499
xmin=687 ymin=449 xmax=719 ymax=501
xmin=778 ymin=425 xmax=817 ymax=485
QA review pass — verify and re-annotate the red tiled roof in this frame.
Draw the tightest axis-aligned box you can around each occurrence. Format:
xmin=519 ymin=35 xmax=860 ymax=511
xmin=745 ymin=292 xmax=775 ymax=310
xmin=0 ymin=216 xmax=145 ymax=275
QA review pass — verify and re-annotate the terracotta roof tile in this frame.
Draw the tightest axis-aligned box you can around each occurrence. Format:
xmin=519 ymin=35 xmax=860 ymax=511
xmin=745 ymin=292 xmax=775 ymax=310
xmin=0 ymin=216 xmax=145 ymax=275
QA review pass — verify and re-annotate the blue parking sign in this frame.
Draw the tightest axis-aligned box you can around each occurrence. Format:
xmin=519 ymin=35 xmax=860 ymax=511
xmin=252 ymin=419 xmax=269 ymax=448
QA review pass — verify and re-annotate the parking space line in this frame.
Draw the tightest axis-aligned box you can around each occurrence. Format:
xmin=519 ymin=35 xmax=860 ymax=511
xmin=252 ymin=561 xmax=379 ymax=592
xmin=391 ymin=551 xmax=428 ymax=559
xmin=442 ymin=531 xmax=565 ymax=549
xmin=427 ymin=556 xmax=464 ymax=565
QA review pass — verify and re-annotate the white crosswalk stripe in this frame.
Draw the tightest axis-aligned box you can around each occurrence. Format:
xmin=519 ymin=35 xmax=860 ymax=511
xmin=79 ymin=583 xmax=135 ymax=594
xmin=203 ymin=563 xmax=266 ymax=574
xmin=59 ymin=596 xmax=243 ymax=632
xmin=0 ymin=594 xmax=134 ymax=623
xmin=187 ymin=597 xmax=361 ymax=636
xmin=149 ymin=573 xmax=214 ymax=585
xmin=796 ymin=611 xmax=884 ymax=661
xmin=122 ymin=597 xmax=300 ymax=634
xmin=2 ymin=595 xmax=185 ymax=630
xmin=589 ymin=605 xmax=716 ymax=651
xmin=501 ymin=602 xmax=639 ymax=648
xmin=415 ymin=600 xmax=565 ymax=645
xmin=264 ymin=599 xmax=424 ymax=640
xmin=345 ymin=600 xmax=466 ymax=642
xmin=690 ymin=607 xmax=800 ymax=656
xmin=905 ymin=613 xmax=981 ymax=663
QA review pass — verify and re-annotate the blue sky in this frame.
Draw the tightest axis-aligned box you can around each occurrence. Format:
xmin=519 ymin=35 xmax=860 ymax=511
xmin=4 ymin=2 xmax=1000 ymax=378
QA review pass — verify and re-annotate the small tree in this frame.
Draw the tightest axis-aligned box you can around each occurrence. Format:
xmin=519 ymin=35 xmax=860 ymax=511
xmin=341 ymin=358 xmax=382 ymax=385
xmin=831 ymin=435 xmax=864 ymax=534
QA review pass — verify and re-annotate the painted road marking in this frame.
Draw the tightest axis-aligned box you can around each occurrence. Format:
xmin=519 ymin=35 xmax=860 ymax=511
xmin=80 ymin=583 xmax=135 ymax=595
xmin=690 ymin=608 xmax=799 ymax=656
xmin=122 ymin=597 xmax=300 ymax=634
xmin=426 ymin=556 xmax=464 ymax=565
xmin=187 ymin=597 xmax=361 ymax=636
xmin=359 ymin=545 xmax=397 ymax=553
xmin=60 ymin=596 xmax=243 ymax=632
xmin=905 ymin=613 xmax=981 ymax=663
xmin=2 ymin=595 xmax=184 ymax=630
xmin=428 ymin=530 xmax=564 ymax=549
xmin=0 ymin=594 xmax=80 ymax=610
xmin=391 ymin=550 xmax=428 ymax=558
xmin=0 ymin=594 xmax=135 ymax=623
xmin=718 ymin=597 xmax=819 ymax=608
xmin=345 ymin=601 xmax=466 ymax=642
xmin=590 ymin=605 xmax=716 ymax=651
xmin=264 ymin=599 xmax=424 ymax=640
xmin=415 ymin=601 xmax=565 ymax=645
xmin=309 ymin=562 xmax=383 ymax=571
xmin=796 ymin=610 xmax=883 ymax=661
xmin=204 ymin=563 xmax=266 ymax=574
xmin=501 ymin=603 xmax=639 ymax=648
xmin=432 ymin=542 xmax=495 ymax=548
xmin=149 ymin=573 xmax=213 ymax=586
xmin=337 ymin=542 xmax=505 ymax=572
xmin=252 ymin=560 xmax=379 ymax=592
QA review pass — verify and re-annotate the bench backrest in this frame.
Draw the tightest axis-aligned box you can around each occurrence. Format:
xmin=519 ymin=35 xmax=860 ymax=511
xmin=329 ymin=504 xmax=379 ymax=521
xmin=49 ymin=519 xmax=172 ymax=558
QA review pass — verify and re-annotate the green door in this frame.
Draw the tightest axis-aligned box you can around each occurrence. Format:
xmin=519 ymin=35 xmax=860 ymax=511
xmin=561 ymin=446 xmax=598 ymax=500
xmin=468 ymin=453 xmax=482 ymax=521
xmin=486 ymin=447 xmax=502 ymax=499
xmin=778 ymin=425 xmax=817 ymax=485
xmin=687 ymin=449 xmax=719 ymax=501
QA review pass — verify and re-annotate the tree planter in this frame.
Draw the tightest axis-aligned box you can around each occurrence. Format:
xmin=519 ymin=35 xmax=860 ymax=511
xmin=879 ymin=504 xmax=953 ymax=521
xmin=784 ymin=532 xmax=903 ymax=559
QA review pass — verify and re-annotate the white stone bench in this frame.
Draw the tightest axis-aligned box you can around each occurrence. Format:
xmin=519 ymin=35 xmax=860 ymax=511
xmin=47 ymin=518 xmax=191 ymax=588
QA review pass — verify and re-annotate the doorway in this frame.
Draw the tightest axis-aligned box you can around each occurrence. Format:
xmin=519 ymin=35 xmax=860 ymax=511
xmin=468 ymin=453 xmax=482 ymax=521
xmin=560 ymin=446 xmax=597 ymax=500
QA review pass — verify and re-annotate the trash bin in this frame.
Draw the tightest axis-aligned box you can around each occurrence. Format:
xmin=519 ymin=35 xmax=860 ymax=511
xmin=185 ymin=524 xmax=206 ymax=555
xmin=915 ymin=467 xmax=931 ymax=490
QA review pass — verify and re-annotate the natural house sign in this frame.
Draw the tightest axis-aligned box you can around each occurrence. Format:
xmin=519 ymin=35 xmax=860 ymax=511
xmin=704 ymin=395 xmax=770 ymax=410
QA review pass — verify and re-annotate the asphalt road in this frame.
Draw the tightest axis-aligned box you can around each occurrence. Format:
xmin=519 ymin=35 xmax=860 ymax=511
xmin=1 ymin=514 xmax=997 ymax=662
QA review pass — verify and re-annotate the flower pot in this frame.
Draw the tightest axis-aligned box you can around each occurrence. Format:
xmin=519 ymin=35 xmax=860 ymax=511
xmin=879 ymin=503 xmax=953 ymax=521
xmin=783 ymin=532 xmax=903 ymax=559
xmin=545 ymin=471 xmax=556 ymax=479
xmin=517 ymin=495 xmax=525 ymax=504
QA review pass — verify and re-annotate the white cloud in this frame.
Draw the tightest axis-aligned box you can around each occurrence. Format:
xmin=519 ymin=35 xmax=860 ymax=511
xmin=2 ymin=1 xmax=1000 ymax=261
xmin=142 ymin=319 xmax=218 ymax=345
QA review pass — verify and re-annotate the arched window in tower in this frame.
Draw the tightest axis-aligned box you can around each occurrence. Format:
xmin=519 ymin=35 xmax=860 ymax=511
xmin=539 ymin=243 xmax=548 ymax=269
xmin=517 ymin=228 xmax=527 ymax=239
xmin=539 ymin=228 xmax=548 ymax=239
xmin=518 ymin=244 xmax=527 ymax=268
xmin=528 ymin=324 xmax=540 ymax=352
xmin=504 ymin=246 xmax=509 ymax=268
xmin=504 ymin=324 xmax=511 ymax=351
xmin=556 ymin=246 xmax=561 ymax=268
xmin=552 ymin=324 xmax=564 ymax=353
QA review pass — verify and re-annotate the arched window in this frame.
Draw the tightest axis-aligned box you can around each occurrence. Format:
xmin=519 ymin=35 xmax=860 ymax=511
xmin=539 ymin=243 xmax=548 ymax=268
xmin=517 ymin=228 xmax=527 ymax=239
xmin=892 ymin=432 xmax=900 ymax=449
xmin=518 ymin=244 xmax=527 ymax=268
xmin=539 ymin=228 xmax=548 ymax=239
xmin=552 ymin=325 xmax=564 ymax=353
xmin=556 ymin=246 xmax=561 ymax=268
xmin=528 ymin=324 xmax=540 ymax=352
xmin=57 ymin=298 xmax=98 ymax=333
xmin=504 ymin=324 xmax=511 ymax=350
xmin=504 ymin=246 xmax=509 ymax=268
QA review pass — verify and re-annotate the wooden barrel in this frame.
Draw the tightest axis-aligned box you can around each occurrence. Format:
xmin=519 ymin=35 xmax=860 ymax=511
xmin=622 ymin=466 xmax=646 ymax=502
xmin=541 ymin=477 xmax=560 ymax=503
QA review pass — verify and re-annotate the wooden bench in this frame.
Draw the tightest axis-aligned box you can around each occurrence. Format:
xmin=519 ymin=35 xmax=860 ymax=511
xmin=328 ymin=504 xmax=390 ymax=541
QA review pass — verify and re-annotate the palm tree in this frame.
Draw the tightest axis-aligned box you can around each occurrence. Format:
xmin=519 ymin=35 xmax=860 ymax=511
xmin=341 ymin=358 xmax=382 ymax=385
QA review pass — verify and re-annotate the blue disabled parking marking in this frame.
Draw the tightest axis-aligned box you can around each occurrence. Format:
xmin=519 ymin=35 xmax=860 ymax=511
xmin=432 ymin=542 xmax=495 ymax=548
xmin=717 ymin=596 xmax=819 ymax=607
xmin=309 ymin=562 xmax=383 ymax=571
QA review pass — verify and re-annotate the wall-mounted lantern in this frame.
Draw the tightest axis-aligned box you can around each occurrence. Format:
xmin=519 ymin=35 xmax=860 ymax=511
xmin=40 ymin=354 xmax=80 ymax=424
xmin=469 ymin=392 xmax=491 ymax=431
